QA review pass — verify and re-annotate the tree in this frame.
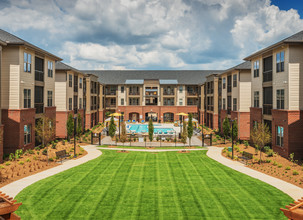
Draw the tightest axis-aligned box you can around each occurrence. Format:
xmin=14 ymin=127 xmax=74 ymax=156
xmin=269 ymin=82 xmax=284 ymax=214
xmin=148 ymin=118 xmax=154 ymax=143
xmin=222 ymin=117 xmax=230 ymax=144
xmin=66 ymin=113 xmax=74 ymax=141
xmin=231 ymin=120 xmax=238 ymax=143
xmin=76 ymin=113 xmax=83 ymax=138
xmin=120 ymin=121 xmax=127 ymax=146
xmin=187 ymin=114 xmax=193 ymax=146
xmin=108 ymin=115 xmax=116 ymax=138
xmin=250 ymin=122 xmax=271 ymax=164
xmin=181 ymin=121 xmax=188 ymax=147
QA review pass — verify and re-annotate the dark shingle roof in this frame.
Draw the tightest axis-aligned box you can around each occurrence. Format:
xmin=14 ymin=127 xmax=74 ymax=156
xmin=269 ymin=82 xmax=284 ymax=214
xmin=244 ymin=30 xmax=303 ymax=60
xmin=56 ymin=61 xmax=83 ymax=74
xmin=0 ymin=29 xmax=62 ymax=60
xmin=220 ymin=61 xmax=251 ymax=75
xmin=81 ymin=70 xmax=224 ymax=85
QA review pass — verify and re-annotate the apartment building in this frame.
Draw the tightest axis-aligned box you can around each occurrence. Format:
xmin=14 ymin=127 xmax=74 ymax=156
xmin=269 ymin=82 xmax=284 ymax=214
xmin=0 ymin=29 xmax=61 ymax=154
xmin=83 ymin=74 xmax=101 ymax=129
xmin=201 ymin=74 xmax=221 ymax=130
xmin=55 ymin=62 xmax=85 ymax=138
xmin=244 ymin=30 xmax=303 ymax=158
xmin=0 ymin=40 xmax=6 ymax=161
xmin=83 ymin=70 xmax=222 ymax=123
xmin=220 ymin=61 xmax=251 ymax=140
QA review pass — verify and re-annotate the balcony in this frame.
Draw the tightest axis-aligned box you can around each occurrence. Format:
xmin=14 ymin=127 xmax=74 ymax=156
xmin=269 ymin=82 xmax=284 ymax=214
xmin=105 ymin=91 xmax=116 ymax=96
xmin=263 ymin=104 xmax=272 ymax=115
xmin=207 ymin=106 xmax=214 ymax=111
xmin=35 ymin=70 xmax=44 ymax=82
xmin=35 ymin=103 xmax=44 ymax=114
xmin=74 ymin=85 xmax=78 ymax=93
xmin=163 ymin=91 xmax=175 ymax=96
xmin=263 ymin=70 xmax=273 ymax=82
xmin=227 ymin=85 xmax=231 ymax=93
xmin=227 ymin=108 xmax=231 ymax=115
xmin=129 ymin=92 xmax=140 ymax=95
xmin=74 ymin=107 xmax=78 ymax=114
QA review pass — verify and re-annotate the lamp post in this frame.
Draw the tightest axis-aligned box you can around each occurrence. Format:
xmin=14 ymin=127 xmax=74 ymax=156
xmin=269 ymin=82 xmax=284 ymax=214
xmin=175 ymin=130 xmax=177 ymax=147
xmin=118 ymin=110 xmax=121 ymax=139
xmin=202 ymin=118 xmax=204 ymax=147
xmin=230 ymin=119 xmax=235 ymax=160
xmin=73 ymin=116 xmax=77 ymax=158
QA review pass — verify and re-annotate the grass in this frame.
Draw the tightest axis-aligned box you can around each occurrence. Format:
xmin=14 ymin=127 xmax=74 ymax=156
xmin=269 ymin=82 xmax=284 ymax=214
xmin=98 ymin=145 xmax=206 ymax=150
xmin=16 ymin=150 xmax=291 ymax=219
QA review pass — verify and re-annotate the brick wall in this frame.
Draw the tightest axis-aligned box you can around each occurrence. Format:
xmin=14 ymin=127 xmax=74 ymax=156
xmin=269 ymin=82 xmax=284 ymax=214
xmin=231 ymin=111 xmax=250 ymax=140
xmin=250 ymin=107 xmax=262 ymax=134
xmin=220 ymin=110 xmax=227 ymax=135
xmin=2 ymin=109 xmax=36 ymax=154
xmin=0 ymin=125 xmax=3 ymax=163
xmin=56 ymin=111 xmax=73 ymax=139
xmin=85 ymin=113 xmax=91 ymax=129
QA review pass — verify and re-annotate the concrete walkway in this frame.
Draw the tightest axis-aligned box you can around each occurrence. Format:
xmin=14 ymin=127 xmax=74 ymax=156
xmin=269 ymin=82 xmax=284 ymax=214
xmin=0 ymin=145 xmax=102 ymax=198
xmin=207 ymin=146 xmax=303 ymax=200
xmin=98 ymin=147 xmax=208 ymax=152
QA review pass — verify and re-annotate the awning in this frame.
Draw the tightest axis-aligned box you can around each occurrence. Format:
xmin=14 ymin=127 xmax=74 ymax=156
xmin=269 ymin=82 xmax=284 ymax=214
xmin=159 ymin=79 xmax=178 ymax=84
xmin=125 ymin=79 xmax=144 ymax=84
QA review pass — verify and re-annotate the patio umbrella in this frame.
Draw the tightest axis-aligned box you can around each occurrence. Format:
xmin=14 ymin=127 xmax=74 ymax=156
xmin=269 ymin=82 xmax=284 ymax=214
xmin=109 ymin=112 xmax=123 ymax=138
xmin=176 ymin=113 xmax=188 ymax=116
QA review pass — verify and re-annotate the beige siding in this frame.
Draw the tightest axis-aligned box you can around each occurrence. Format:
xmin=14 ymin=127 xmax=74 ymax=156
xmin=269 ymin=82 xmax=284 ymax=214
xmin=231 ymin=71 xmax=239 ymax=111
xmin=9 ymin=65 xmax=20 ymax=109
xmin=177 ymin=85 xmax=185 ymax=106
xmin=66 ymin=71 xmax=73 ymax=111
xmin=251 ymin=58 xmax=263 ymax=107
xmin=44 ymin=57 xmax=56 ymax=107
xmin=55 ymin=72 xmax=67 ymax=111
xmin=239 ymin=81 xmax=251 ymax=112
xmin=117 ymin=85 xmax=126 ymax=106
xmin=78 ymin=74 xmax=84 ymax=109
xmin=1 ymin=46 xmax=19 ymax=109
xmin=288 ymin=63 xmax=300 ymax=110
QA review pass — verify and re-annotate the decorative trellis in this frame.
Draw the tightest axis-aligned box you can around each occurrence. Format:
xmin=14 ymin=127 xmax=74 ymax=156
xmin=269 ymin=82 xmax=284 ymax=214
xmin=0 ymin=191 xmax=22 ymax=219
xmin=280 ymin=197 xmax=303 ymax=220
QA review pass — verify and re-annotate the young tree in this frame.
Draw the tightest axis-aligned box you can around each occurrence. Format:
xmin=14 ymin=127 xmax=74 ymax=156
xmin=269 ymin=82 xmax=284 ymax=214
xmin=222 ymin=117 xmax=230 ymax=144
xmin=76 ymin=113 xmax=83 ymax=138
xmin=231 ymin=120 xmax=238 ymax=143
xmin=109 ymin=115 xmax=116 ymax=138
xmin=148 ymin=118 xmax=154 ymax=144
xmin=181 ymin=121 xmax=188 ymax=147
xmin=250 ymin=122 xmax=271 ymax=164
xmin=120 ymin=121 xmax=127 ymax=146
xmin=187 ymin=114 xmax=193 ymax=146
xmin=66 ymin=113 xmax=74 ymax=141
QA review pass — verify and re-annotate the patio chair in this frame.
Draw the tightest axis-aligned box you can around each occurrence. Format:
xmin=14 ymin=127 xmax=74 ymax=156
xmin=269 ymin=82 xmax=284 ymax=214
xmin=132 ymin=120 xmax=136 ymax=123
xmin=141 ymin=120 xmax=145 ymax=123
xmin=127 ymin=120 xmax=131 ymax=123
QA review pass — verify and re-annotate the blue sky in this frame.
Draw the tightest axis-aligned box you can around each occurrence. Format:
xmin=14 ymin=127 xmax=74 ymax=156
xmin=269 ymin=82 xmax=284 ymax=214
xmin=0 ymin=0 xmax=303 ymax=70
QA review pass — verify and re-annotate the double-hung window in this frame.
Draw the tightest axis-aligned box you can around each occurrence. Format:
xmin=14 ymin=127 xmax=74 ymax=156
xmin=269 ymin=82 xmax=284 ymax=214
xmin=24 ymin=124 xmax=31 ymax=145
xmin=24 ymin=52 xmax=32 ymax=72
xmin=179 ymin=86 xmax=183 ymax=92
xmin=233 ymin=74 xmax=237 ymax=87
xmin=121 ymin=98 xmax=124 ymax=105
xmin=121 ymin=86 xmax=124 ymax=93
xmin=24 ymin=89 xmax=31 ymax=108
xmin=179 ymin=98 xmax=183 ymax=106
xmin=254 ymin=91 xmax=259 ymax=108
xmin=276 ymin=89 xmax=284 ymax=109
xmin=69 ymin=98 xmax=72 ymax=110
xmin=222 ymin=78 xmax=226 ymax=89
xmin=233 ymin=98 xmax=237 ymax=111
xmin=47 ymin=91 xmax=53 ymax=107
xmin=223 ymin=98 xmax=226 ymax=110
xmin=79 ymin=78 xmax=83 ymax=89
xmin=276 ymin=126 xmax=284 ymax=147
xmin=276 ymin=51 xmax=285 ymax=72
xmin=69 ymin=75 xmax=72 ymax=87
xmin=47 ymin=61 xmax=53 ymax=77
xmin=254 ymin=60 xmax=259 ymax=77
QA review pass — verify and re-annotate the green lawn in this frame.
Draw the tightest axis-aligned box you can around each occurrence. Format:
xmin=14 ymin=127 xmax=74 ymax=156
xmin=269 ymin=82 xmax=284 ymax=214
xmin=16 ymin=150 xmax=291 ymax=219
xmin=98 ymin=145 xmax=206 ymax=150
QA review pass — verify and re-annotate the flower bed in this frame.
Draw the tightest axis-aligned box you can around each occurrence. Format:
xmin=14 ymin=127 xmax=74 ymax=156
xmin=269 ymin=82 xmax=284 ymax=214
xmin=222 ymin=143 xmax=303 ymax=188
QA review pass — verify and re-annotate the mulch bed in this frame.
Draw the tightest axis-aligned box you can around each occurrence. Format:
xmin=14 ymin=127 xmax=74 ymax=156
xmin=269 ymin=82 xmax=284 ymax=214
xmin=178 ymin=150 xmax=190 ymax=153
xmin=117 ymin=150 xmax=129 ymax=153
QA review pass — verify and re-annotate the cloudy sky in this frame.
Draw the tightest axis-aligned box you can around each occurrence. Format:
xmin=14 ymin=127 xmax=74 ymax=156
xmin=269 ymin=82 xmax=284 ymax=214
xmin=0 ymin=0 xmax=303 ymax=70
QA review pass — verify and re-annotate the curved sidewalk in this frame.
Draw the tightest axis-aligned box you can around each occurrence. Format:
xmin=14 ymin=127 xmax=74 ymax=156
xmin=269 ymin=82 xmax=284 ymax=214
xmin=98 ymin=147 xmax=208 ymax=152
xmin=207 ymin=147 xmax=303 ymax=200
xmin=0 ymin=145 xmax=102 ymax=198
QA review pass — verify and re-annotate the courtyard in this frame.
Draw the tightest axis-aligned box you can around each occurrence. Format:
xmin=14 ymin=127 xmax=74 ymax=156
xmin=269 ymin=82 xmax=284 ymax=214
xmin=15 ymin=150 xmax=292 ymax=219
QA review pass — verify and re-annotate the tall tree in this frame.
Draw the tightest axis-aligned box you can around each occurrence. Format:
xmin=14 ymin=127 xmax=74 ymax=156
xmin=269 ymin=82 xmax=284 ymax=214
xmin=120 ymin=121 xmax=127 ymax=146
xmin=222 ymin=117 xmax=230 ymax=144
xmin=66 ymin=113 xmax=74 ymax=141
xmin=109 ymin=115 xmax=116 ymax=138
xmin=231 ymin=120 xmax=238 ymax=143
xmin=181 ymin=121 xmax=188 ymax=147
xmin=148 ymin=118 xmax=154 ymax=143
xmin=250 ymin=122 xmax=271 ymax=164
xmin=187 ymin=114 xmax=193 ymax=146
xmin=76 ymin=113 xmax=82 ymax=138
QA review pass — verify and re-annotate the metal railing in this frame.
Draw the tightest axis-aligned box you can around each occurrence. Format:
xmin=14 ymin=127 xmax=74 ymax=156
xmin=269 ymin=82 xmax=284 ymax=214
xmin=35 ymin=103 xmax=44 ymax=114
xmin=263 ymin=104 xmax=272 ymax=115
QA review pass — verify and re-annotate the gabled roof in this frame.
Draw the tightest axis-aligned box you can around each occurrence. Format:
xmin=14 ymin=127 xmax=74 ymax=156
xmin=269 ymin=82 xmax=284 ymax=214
xmin=81 ymin=70 xmax=224 ymax=85
xmin=0 ymin=29 xmax=62 ymax=61
xmin=220 ymin=61 xmax=251 ymax=75
xmin=55 ymin=61 xmax=84 ymax=75
xmin=244 ymin=30 xmax=303 ymax=60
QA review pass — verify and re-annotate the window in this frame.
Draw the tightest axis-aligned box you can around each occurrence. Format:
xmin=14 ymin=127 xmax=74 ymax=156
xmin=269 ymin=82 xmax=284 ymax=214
xmin=24 ymin=52 xmax=32 ymax=72
xmin=24 ymin=89 xmax=31 ymax=108
xmin=179 ymin=98 xmax=183 ymax=106
xmin=79 ymin=98 xmax=82 ymax=109
xmin=233 ymin=98 xmax=237 ymax=111
xmin=69 ymin=75 xmax=72 ymax=87
xmin=24 ymin=124 xmax=31 ymax=145
xmin=47 ymin=91 xmax=53 ymax=107
xmin=233 ymin=74 xmax=237 ymax=87
xmin=223 ymin=78 xmax=226 ymax=89
xmin=69 ymin=98 xmax=72 ymax=110
xmin=276 ymin=51 xmax=285 ymax=72
xmin=79 ymin=78 xmax=82 ymax=89
xmin=47 ymin=61 xmax=53 ymax=77
xmin=179 ymin=86 xmax=183 ymax=92
xmin=227 ymin=75 xmax=232 ymax=92
xmin=121 ymin=86 xmax=124 ymax=93
xmin=276 ymin=89 xmax=284 ymax=109
xmin=276 ymin=126 xmax=284 ymax=147
xmin=121 ymin=98 xmax=124 ymax=105
xmin=254 ymin=60 xmax=260 ymax=77
xmin=223 ymin=98 xmax=226 ymax=110
xmin=254 ymin=91 xmax=259 ymax=108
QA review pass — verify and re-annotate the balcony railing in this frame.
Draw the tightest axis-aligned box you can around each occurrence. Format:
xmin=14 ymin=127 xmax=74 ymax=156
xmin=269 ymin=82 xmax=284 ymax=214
xmin=74 ymin=85 xmax=78 ymax=93
xmin=207 ymin=89 xmax=214 ymax=94
xmin=187 ymin=92 xmax=198 ymax=96
xmin=129 ymin=92 xmax=140 ymax=95
xmin=74 ymin=107 xmax=78 ymax=114
xmin=227 ymin=108 xmax=231 ymax=115
xmin=35 ymin=70 xmax=44 ymax=82
xmin=35 ymin=103 xmax=44 ymax=114
xmin=263 ymin=104 xmax=272 ymax=115
xmin=163 ymin=91 xmax=174 ymax=95
xmin=207 ymin=106 xmax=214 ymax=111
xmin=105 ymin=91 xmax=116 ymax=95
xmin=227 ymin=85 xmax=231 ymax=93
xmin=263 ymin=70 xmax=273 ymax=82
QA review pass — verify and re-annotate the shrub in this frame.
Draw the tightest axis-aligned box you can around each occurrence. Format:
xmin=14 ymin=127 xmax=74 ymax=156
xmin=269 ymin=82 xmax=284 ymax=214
xmin=265 ymin=159 xmax=271 ymax=163
xmin=244 ymin=140 xmax=249 ymax=147
xmin=234 ymin=146 xmax=240 ymax=152
xmin=9 ymin=153 xmax=14 ymax=161
xmin=36 ymin=151 xmax=40 ymax=155
xmin=278 ymin=164 xmax=282 ymax=168
xmin=35 ymin=146 xmax=40 ymax=151
xmin=156 ymin=136 xmax=160 ymax=141
xmin=42 ymin=149 xmax=47 ymax=155
xmin=264 ymin=146 xmax=270 ymax=152
xmin=48 ymin=158 xmax=54 ymax=162
xmin=266 ymin=149 xmax=274 ymax=157
xmin=285 ymin=166 xmax=291 ymax=170
xmin=26 ymin=158 xmax=31 ymax=162
xmin=272 ymin=161 xmax=278 ymax=166
xmin=213 ymin=138 xmax=217 ymax=143
xmin=293 ymin=170 xmax=299 ymax=175
xmin=28 ymin=149 xmax=34 ymax=154
xmin=5 ymin=162 xmax=10 ymax=166
xmin=33 ymin=156 xmax=37 ymax=160
xmin=0 ymin=165 xmax=4 ymax=169
xmin=18 ymin=161 xmax=24 ymax=165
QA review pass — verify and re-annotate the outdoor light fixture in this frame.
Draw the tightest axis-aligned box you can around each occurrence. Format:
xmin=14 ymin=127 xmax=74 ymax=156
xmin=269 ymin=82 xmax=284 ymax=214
xmin=73 ymin=116 xmax=77 ymax=158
